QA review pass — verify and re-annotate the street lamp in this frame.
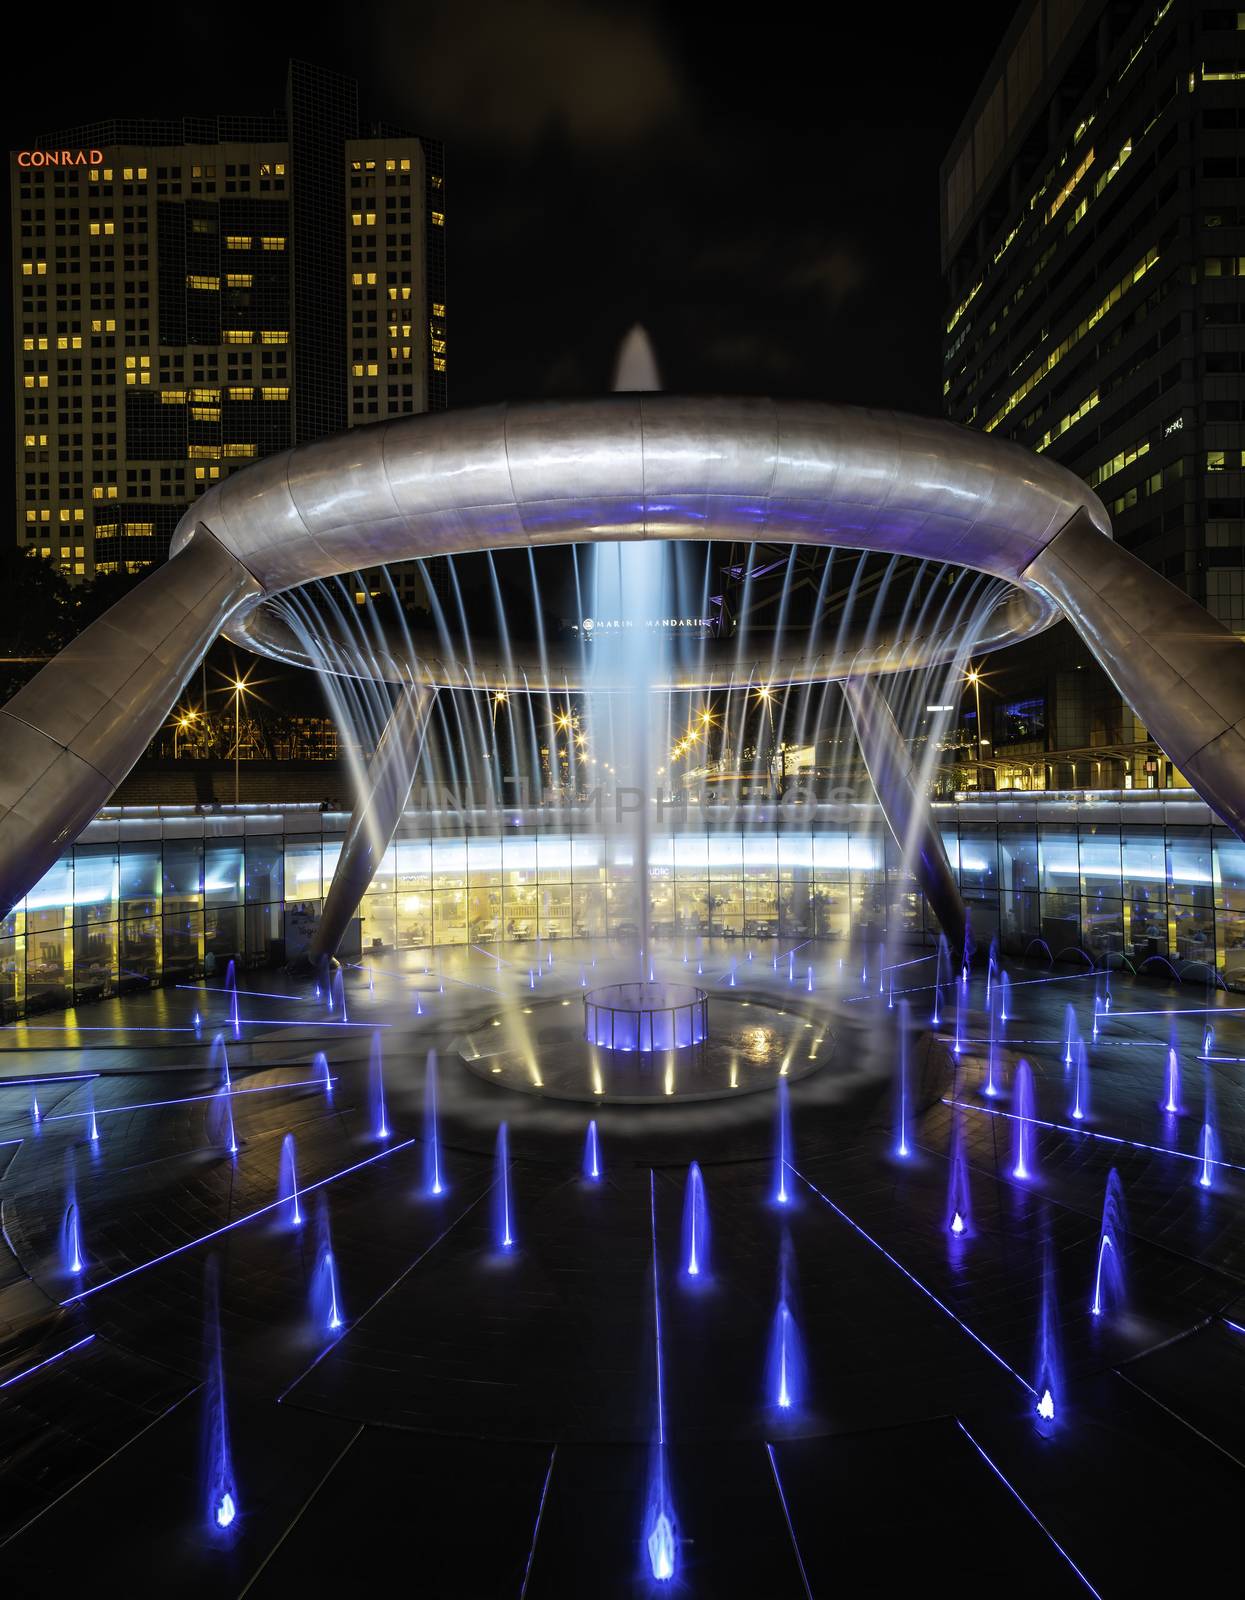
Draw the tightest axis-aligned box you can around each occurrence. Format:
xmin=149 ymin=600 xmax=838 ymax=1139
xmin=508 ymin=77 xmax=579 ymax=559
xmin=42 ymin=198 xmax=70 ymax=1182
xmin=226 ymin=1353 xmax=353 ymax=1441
xmin=230 ymin=674 xmax=253 ymax=805
xmin=966 ymin=665 xmax=984 ymax=790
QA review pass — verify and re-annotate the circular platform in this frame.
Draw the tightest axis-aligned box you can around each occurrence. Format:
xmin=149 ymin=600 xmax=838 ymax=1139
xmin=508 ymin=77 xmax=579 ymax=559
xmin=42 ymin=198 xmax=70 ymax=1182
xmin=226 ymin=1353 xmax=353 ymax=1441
xmin=456 ymin=990 xmax=828 ymax=1103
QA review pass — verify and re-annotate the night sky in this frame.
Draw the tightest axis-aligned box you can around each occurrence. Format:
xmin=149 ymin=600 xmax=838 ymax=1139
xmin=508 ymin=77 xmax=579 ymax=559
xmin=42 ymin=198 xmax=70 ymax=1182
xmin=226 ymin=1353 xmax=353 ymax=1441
xmin=8 ymin=0 xmax=1012 ymax=418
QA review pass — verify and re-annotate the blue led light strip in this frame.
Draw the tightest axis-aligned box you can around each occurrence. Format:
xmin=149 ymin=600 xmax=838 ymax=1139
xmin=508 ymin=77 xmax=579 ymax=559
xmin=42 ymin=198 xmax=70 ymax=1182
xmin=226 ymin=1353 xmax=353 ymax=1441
xmin=791 ymin=1165 xmax=1034 ymax=1394
xmin=0 ymin=1333 xmax=94 ymax=1391
xmin=954 ymin=1419 xmax=1103 ymax=1598
xmin=944 ymin=1097 xmax=1243 ymax=1174
xmin=62 ymin=1139 xmax=416 ymax=1304
xmin=39 ymin=1075 xmax=337 ymax=1125
xmin=765 ymin=1444 xmax=814 ymax=1600
xmin=519 ymin=1446 xmax=558 ymax=1600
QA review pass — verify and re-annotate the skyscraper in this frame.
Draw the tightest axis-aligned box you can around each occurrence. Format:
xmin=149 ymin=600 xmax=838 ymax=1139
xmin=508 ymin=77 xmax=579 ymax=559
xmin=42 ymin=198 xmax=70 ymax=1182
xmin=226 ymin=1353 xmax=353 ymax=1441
xmin=940 ymin=1 xmax=1244 ymax=787
xmin=12 ymin=60 xmax=446 ymax=581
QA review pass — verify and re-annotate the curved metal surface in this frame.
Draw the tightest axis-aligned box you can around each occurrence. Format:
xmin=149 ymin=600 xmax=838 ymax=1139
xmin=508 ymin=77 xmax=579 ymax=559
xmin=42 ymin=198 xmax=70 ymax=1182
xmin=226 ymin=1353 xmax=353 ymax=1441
xmin=841 ymin=676 xmax=967 ymax=953
xmin=227 ymin=581 xmax=1060 ymax=690
xmin=1025 ymin=511 xmax=1245 ymax=838
xmin=170 ymin=398 xmax=1109 ymax=588
xmin=306 ymin=683 xmax=436 ymax=965
xmin=7 ymin=395 xmax=1245 ymax=925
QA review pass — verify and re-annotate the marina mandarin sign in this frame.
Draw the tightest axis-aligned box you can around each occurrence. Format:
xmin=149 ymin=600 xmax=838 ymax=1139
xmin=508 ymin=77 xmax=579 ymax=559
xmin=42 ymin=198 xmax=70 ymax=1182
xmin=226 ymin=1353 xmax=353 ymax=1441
xmin=17 ymin=149 xmax=105 ymax=167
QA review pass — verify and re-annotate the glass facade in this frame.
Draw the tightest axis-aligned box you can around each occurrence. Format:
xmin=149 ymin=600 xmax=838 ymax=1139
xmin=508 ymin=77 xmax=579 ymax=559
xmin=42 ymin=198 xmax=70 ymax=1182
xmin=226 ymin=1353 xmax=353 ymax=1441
xmin=3 ymin=793 xmax=1243 ymax=1019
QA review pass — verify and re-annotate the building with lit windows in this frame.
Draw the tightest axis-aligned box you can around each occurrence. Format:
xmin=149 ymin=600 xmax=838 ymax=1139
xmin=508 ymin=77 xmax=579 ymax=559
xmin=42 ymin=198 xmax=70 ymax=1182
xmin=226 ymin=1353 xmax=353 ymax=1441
xmin=11 ymin=60 xmax=446 ymax=580
xmin=940 ymin=0 xmax=1245 ymax=788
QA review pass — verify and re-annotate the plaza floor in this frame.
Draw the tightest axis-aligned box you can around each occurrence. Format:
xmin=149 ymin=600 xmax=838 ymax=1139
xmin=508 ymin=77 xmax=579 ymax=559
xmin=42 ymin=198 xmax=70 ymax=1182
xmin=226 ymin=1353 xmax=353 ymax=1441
xmin=0 ymin=939 xmax=1240 ymax=1597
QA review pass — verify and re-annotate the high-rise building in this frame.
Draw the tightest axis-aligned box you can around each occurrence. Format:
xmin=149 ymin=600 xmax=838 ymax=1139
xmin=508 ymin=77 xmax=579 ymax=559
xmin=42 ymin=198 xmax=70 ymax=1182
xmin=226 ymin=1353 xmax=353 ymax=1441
xmin=11 ymin=60 xmax=446 ymax=581
xmin=939 ymin=1 xmax=1245 ymax=787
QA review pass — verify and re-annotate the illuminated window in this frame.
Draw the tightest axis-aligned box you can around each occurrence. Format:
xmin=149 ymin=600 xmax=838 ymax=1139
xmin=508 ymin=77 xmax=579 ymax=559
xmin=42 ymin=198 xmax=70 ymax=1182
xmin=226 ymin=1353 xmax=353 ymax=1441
xmin=225 ymin=273 xmax=253 ymax=288
xmin=388 ymin=286 xmax=412 ymax=301
xmin=187 ymin=445 xmax=220 ymax=459
xmin=260 ymin=236 xmax=285 ymax=251
xmin=24 ymin=433 xmax=49 ymax=447
xmin=351 ymin=211 xmax=377 ymax=227
xmin=433 ymin=356 xmax=446 ymax=372
xmin=189 ymin=389 xmax=221 ymax=402
xmin=160 ymin=390 xmax=187 ymax=404
xmin=186 ymin=274 xmax=220 ymax=290
xmin=431 ymin=211 xmax=445 ymax=226
xmin=225 ymin=235 xmax=252 ymax=250
xmin=222 ymin=443 xmax=257 ymax=458
xmin=228 ymin=386 xmax=255 ymax=401
xmin=56 ymin=335 xmax=83 ymax=350
xmin=91 ymin=483 xmax=119 ymax=499
xmin=90 ymin=318 xmax=116 ymax=333
xmin=22 ymin=261 xmax=48 ymax=276
xmin=1046 ymin=150 xmax=1095 ymax=223
xmin=261 ymin=385 xmax=290 ymax=400
xmin=190 ymin=405 xmax=220 ymax=422
xmin=432 ymin=302 xmax=445 ymax=318
xmin=259 ymin=330 xmax=288 ymax=344
xmin=88 ymin=221 xmax=115 ymax=236
xmin=123 ymin=354 xmax=152 ymax=386
xmin=222 ymin=330 xmax=253 ymax=344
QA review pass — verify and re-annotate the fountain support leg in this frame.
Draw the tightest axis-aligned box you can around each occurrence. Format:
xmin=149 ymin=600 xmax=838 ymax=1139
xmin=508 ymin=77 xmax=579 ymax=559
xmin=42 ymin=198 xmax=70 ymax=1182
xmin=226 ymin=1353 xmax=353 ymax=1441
xmin=841 ymin=675 xmax=966 ymax=955
xmin=306 ymin=683 xmax=436 ymax=966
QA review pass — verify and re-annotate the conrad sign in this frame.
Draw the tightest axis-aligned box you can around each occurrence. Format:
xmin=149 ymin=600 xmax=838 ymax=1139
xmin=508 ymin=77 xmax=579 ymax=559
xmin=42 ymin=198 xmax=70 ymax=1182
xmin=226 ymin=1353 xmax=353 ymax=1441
xmin=17 ymin=149 xmax=105 ymax=168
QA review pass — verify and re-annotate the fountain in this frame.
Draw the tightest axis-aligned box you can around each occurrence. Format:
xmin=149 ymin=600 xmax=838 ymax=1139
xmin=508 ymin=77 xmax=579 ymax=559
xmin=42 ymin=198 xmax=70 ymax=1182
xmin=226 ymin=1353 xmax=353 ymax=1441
xmin=766 ymin=1233 xmax=805 ymax=1413
xmin=30 ymin=1092 xmax=40 ymax=1130
xmin=495 ymin=1122 xmax=515 ymax=1251
xmin=682 ymin=1162 xmax=709 ymax=1279
xmin=369 ymin=1031 xmax=390 ymax=1139
xmin=311 ymin=1196 xmax=345 ymax=1333
xmin=278 ymin=1134 xmax=302 ymax=1227
xmin=945 ymin=1110 xmax=973 ymax=1240
xmin=1198 ymin=1121 xmax=1217 ymax=1190
xmin=61 ymin=1150 xmax=84 ymax=1275
xmin=202 ymin=1258 xmax=239 ymax=1535
xmin=583 ymin=981 xmax=707 ymax=1053
xmin=1090 ymin=1169 xmax=1126 ymax=1318
xmin=1034 ymin=1236 xmax=1061 ymax=1435
xmin=86 ymin=1087 xmax=99 ymax=1145
xmin=1162 ymin=1046 xmax=1182 ymax=1115
xmin=583 ymin=1120 xmax=602 ymax=1182
xmin=424 ymin=1050 xmax=444 ymax=1196
xmin=895 ymin=999 xmax=911 ymax=1158
xmin=1000 ymin=971 xmax=1011 ymax=1022
xmin=773 ymin=1078 xmax=793 ymax=1206
xmin=1063 ymin=1004 xmax=1076 ymax=1069
xmin=1070 ymin=1039 xmax=1090 ymax=1122
xmin=224 ymin=958 xmax=240 ymax=1040
xmin=1012 ymin=1060 xmax=1035 ymax=1180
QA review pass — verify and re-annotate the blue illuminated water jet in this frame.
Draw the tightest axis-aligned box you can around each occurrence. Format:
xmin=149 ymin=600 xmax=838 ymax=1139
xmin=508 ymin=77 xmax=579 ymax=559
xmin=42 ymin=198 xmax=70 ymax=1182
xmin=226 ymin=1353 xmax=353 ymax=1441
xmin=1090 ymin=1169 xmax=1126 ymax=1318
xmin=202 ymin=1257 xmax=239 ymax=1536
xmin=1198 ymin=1121 xmax=1217 ymax=1189
xmin=1000 ymin=971 xmax=1012 ymax=1022
xmin=895 ymin=999 xmax=911 ymax=1158
xmin=86 ymin=1087 xmax=99 ymax=1144
xmin=1070 ymin=1039 xmax=1090 ymax=1122
xmin=1034 ymin=1235 xmax=1061 ymax=1435
xmin=311 ymin=1196 xmax=345 ymax=1333
xmin=1012 ymin=1060 xmax=1035 ymax=1180
xmin=369 ymin=1031 xmax=389 ymax=1139
xmin=225 ymin=959 xmax=240 ymax=1039
xmin=313 ymin=1050 xmax=332 ymax=1098
xmin=681 ymin=1162 xmax=709 ymax=1278
xmin=495 ymin=1122 xmax=515 ymax=1250
xmin=1162 ymin=1046 xmax=1182 ymax=1115
xmin=278 ymin=1133 xmax=302 ymax=1227
xmin=945 ymin=1111 xmax=973 ymax=1240
xmin=1063 ymin=1004 xmax=1076 ymax=1068
xmin=766 ymin=1233 xmax=805 ymax=1412
xmin=424 ymin=1050 xmax=444 ymax=1195
xmin=583 ymin=1119 xmax=602 ymax=1182
xmin=984 ymin=983 xmax=1001 ymax=1098
xmin=61 ymin=1160 xmax=84 ymax=1276
xmin=773 ymin=1079 xmax=793 ymax=1205
xmin=30 ymin=1093 xmax=40 ymax=1129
